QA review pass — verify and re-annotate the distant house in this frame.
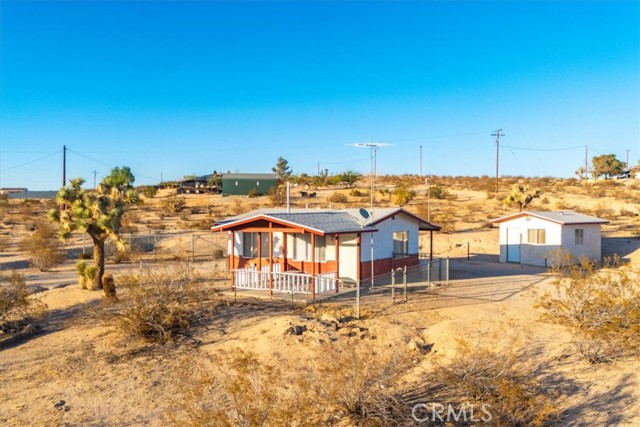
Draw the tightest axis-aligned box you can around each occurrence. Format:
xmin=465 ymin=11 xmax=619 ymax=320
xmin=177 ymin=174 xmax=220 ymax=194
xmin=0 ymin=188 xmax=27 ymax=195
xmin=211 ymin=208 xmax=440 ymax=298
xmin=490 ymin=211 xmax=609 ymax=267
xmin=221 ymin=173 xmax=278 ymax=196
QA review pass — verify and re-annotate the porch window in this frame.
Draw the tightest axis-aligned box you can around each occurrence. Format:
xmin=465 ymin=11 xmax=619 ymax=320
xmin=287 ymin=233 xmax=310 ymax=261
xmin=315 ymin=235 xmax=326 ymax=262
xmin=242 ymin=232 xmax=269 ymax=258
xmin=393 ymin=231 xmax=409 ymax=257
xmin=286 ymin=233 xmax=328 ymax=262
xmin=575 ymin=229 xmax=584 ymax=245
xmin=527 ymin=229 xmax=546 ymax=244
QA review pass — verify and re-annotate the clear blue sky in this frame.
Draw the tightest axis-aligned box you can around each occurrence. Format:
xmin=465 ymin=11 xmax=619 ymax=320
xmin=1 ymin=1 xmax=638 ymax=189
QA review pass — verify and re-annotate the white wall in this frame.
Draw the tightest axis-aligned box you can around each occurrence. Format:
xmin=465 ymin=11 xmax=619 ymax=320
xmin=498 ymin=216 xmax=602 ymax=266
xmin=362 ymin=213 xmax=419 ymax=261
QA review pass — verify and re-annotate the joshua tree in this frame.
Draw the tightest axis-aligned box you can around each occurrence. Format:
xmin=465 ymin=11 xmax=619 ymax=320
xmin=49 ymin=166 xmax=139 ymax=300
xmin=503 ymin=184 xmax=541 ymax=212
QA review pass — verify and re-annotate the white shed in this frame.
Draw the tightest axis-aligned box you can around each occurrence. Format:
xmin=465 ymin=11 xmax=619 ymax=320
xmin=490 ymin=211 xmax=609 ymax=267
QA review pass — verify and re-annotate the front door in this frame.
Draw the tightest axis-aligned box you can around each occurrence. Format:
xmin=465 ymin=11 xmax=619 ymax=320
xmin=506 ymin=228 xmax=521 ymax=263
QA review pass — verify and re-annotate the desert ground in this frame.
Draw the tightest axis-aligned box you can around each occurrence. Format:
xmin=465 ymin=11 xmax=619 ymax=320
xmin=1 ymin=176 xmax=639 ymax=426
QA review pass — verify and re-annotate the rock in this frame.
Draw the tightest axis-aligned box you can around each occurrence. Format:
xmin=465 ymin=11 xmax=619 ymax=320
xmin=284 ymin=325 xmax=307 ymax=336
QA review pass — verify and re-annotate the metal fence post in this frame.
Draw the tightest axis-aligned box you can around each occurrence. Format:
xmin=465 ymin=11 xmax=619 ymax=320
xmin=403 ymin=265 xmax=408 ymax=302
xmin=356 ymin=279 xmax=361 ymax=320
xmin=427 ymin=260 xmax=431 ymax=287
xmin=191 ymin=233 xmax=195 ymax=263
xmin=391 ymin=269 xmax=395 ymax=303
xmin=446 ymin=257 xmax=450 ymax=286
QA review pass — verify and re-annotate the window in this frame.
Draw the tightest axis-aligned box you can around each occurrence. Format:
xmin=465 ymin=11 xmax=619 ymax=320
xmin=242 ymin=232 xmax=269 ymax=258
xmin=286 ymin=233 xmax=327 ymax=262
xmin=527 ymin=229 xmax=546 ymax=244
xmin=575 ymin=229 xmax=584 ymax=245
xmin=393 ymin=231 xmax=409 ymax=257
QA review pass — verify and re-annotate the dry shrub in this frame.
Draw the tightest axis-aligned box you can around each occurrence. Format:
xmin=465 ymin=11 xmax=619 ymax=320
xmin=329 ymin=192 xmax=349 ymax=204
xmin=592 ymin=202 xmax=614 ymax=219
xmin=431 ymin=339 xmax=558 ymax=427
xmin=170 ymin=341 xmax=411 ymax=427
xmin=393 ymin=186 xmax=416 ymax=206
xmin=169 ymin=349 xmax=311 ymax=427
xmin=0 ymin=272 xmax=47 ymax=333
xmin=110 ymin=269 xmax=205 ymax=343
xmin=538 ymin=253 xmax=640 ymax=363
xmin=19 ymin=223 xmax=66 ymax=271
xmin=310 ymin=342 xmax=410 ymax=426
xmin=161 ymin=195 xmax=187 ymax=214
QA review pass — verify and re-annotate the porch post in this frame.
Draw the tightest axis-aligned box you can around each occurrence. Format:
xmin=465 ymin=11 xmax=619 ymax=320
xmin=310 ymin=233 xmax=316 ymax=299
xmin=356 ymin=233 xmax=361 ymax=281
xmin=229 ymin=231 xmax=235 ymax=289
xmin=257 ymin=232 xmax=263 ymax=271
xmin=268 ymin=223 xmax=273 ymax=295
xmin=283 ymin=232 xmax=288 ymax=271
xmin=334 ymin=234 xmax=340 ymax=293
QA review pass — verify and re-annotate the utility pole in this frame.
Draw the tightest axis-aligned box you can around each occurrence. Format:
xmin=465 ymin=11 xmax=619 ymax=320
xmin=62 ymin=145 xmax=67 ymax=187
xmin=585 ymin=145 xmax=588 ymax=179
xmin=491 ymin=129 xmax=504 ymax=193
xmin=93 ymin=170 xmax=97 ymax=188
xmin=626 ymin=149 xmax=631 ymax=169
xmin=419 ymin=145 xmax=423 ymax=179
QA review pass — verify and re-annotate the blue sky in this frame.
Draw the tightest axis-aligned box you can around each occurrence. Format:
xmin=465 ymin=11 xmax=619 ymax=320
xmin=1 ymin=1 xmax=638 ymax=189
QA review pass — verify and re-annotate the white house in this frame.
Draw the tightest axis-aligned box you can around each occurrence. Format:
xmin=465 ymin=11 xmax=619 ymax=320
xmin=211 ymin=208 xmax=440 ymax=298
xmin=490 ymin=211 xmax=609 ymax=267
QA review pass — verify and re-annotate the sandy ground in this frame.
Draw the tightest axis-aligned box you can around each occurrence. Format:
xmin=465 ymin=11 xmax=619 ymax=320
xmin=1 ymin=179 xmax=639 ymax=426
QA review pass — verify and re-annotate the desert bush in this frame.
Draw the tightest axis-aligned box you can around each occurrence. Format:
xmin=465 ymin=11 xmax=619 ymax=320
xmin=170 ymin=349 xmax=311 ymax=427
xmin=20 ymin=223 xmax=65 ymax=272
xmin=592 ymin=202 xmax=614 ymax=219
xmin=0 ymin=272 xmax=47 ymax=333
xmin=161 ymin=195 xmax=187 ymax=214
xmin=430 ymin=339 xmax=558 ymax=427
xmin=350 ymin=189 xmax=369 ymax=198
xmin=142 ymin=185 xmax=158 ymax=199
xmin=554 ymin=198 xmax=574 ymax=210
xmin=110 ymin=269 xmax=204 ymax=343
xmin=619 ymin=207 xmax=638 ymax=217
xmin=538 ymin=254 xmax=640 ymax=363
xmin=393 ymin=185 xmax=416 ymax=206
xmin=247 ymin=188 xmax=259 ymax=198
xmin=267 ymin=185 xmax=286 ymax=206
xmin=428 ymin=185 xmax=449 ymax=200
xmin=328 ymin=192 xmax=349 ymax=204
xmin=310 ymin=342 xmax=410 ymax=426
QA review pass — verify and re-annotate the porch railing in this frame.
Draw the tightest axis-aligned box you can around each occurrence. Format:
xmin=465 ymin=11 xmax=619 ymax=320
xmin=232 ymin=266 xmax=336 ymax=295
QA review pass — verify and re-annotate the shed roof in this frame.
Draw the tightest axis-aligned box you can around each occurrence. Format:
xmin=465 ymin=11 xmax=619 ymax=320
xmin=490 ymin=211 xmax=609 ymax=225
xmin=212 ymin=207 xmax=440 ymax=234
xmin=222 ymin=173 xmax=277 ymax=180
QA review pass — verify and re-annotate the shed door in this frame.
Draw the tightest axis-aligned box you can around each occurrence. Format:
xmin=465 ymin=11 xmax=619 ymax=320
xmin=506 ymin=228 xmax=521 ymax=263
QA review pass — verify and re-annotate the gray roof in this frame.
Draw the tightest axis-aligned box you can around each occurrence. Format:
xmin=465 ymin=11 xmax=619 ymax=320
xmin=222 ymin=173 xmax=277 ymax=180
xmin=7 ymin=191 xmax=57 ymax=200
xmin=213 ymin=207 xmax=440 ymax=233
xmin=491 ymin=210 xmax=609 ymax=225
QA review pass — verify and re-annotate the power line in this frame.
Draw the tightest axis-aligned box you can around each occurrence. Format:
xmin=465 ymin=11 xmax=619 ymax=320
xmin=500 ymin=144 xmax=584 ymax=152
xmin=0 ymin=150 xmax=62 ymax=173
xmin=66 ymin=147 xmax=160 ymax=183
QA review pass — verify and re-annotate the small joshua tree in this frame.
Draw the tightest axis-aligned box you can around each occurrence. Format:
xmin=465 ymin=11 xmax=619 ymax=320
xmin=503 ymin=184 xmax=541 ymax=211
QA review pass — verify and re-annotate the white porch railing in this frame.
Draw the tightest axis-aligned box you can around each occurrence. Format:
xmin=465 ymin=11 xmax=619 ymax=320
xmin=233 ymin=266 xmax=336 ymax=295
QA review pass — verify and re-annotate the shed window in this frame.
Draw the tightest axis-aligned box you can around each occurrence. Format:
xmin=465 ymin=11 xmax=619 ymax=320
xmin=286 ymin=233 xmax=327 ymax=262
xmin=527 ymin=229 xmax=546 ymax=245
xmin=242 ymin=232 xmax=269 ymax=258
xmin=393 ymin=231 xmax=409 ymax=257
xmin=575 ymin=229 xmax=584 ymax=245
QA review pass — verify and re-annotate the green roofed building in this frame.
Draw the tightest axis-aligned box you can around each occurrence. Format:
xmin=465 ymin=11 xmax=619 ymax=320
xmin=221 ymin=173 xmax=278 ymax=196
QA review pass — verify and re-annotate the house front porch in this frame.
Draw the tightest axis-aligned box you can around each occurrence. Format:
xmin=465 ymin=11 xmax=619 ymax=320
xmin=232 ymin=265 xmax=337 ymax=297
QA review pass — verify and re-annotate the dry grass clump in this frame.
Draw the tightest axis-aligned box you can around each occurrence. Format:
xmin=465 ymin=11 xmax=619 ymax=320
xmin=328 ymin=192 xmax=349 ymax=204
xmin=170 ymin=341 xmax=412 ymax=427
xmin=109 ymin=269 xmax=207 ymax=343
xmin=428 ymin=339 xmax=559 ymax=427
xmin=538 ymin=254 xmax=640 ymax=363
xmin=19 ymin=222 xmax=65 ymax=271
xmin=0 ymin=272 xmax=47 ymax=334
